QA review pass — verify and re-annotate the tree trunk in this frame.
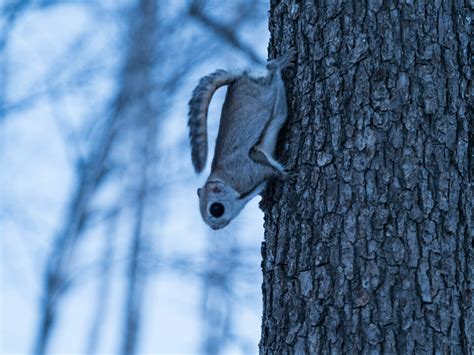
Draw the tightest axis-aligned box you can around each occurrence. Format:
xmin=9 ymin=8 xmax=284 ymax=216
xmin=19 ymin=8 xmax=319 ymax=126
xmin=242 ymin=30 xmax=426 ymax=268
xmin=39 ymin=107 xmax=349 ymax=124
xmin=260 ymin=1 xmax=473 ymax=353
xmin=120 ymin=0 xmax=159 ymax=353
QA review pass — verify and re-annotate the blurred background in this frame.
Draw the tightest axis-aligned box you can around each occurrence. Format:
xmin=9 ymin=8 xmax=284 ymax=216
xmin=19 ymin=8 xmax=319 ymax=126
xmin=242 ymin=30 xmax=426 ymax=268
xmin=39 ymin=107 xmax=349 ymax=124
xmin=0 ymin=0 xmax=270 ymax=353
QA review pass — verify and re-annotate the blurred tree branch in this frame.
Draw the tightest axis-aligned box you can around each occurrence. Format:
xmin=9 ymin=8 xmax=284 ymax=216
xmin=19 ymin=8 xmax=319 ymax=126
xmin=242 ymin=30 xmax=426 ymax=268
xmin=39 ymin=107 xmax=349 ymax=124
xmin=0 ymin=0 xmax=271 ymax=353
xmin=0 ymin=0 xmax=32 ymax=51
xmin=85 ymin=208 xmax=118 ymax=354
xmin=120 ymin=1 xmax=159 ymax=353
xmin=188 ymin=0 xmax=265 ymax=65
xmin=200 ymin=235 xmax=238 ymax=354
xmin=32 ymin=1 xmax=147 ymax=350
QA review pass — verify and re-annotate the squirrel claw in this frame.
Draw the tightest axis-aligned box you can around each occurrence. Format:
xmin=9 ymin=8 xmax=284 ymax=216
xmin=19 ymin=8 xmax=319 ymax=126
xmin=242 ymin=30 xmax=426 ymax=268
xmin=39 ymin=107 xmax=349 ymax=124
xmin=268 ymin=48 xmax=297 ymax=70
xmin=279 ymin=169 xmax=298 ymax=181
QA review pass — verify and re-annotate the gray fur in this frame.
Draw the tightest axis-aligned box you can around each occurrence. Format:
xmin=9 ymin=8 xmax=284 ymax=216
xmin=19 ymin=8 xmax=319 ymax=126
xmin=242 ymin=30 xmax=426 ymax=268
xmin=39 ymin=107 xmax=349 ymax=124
xmin=189 ymin=49 xmax=296 ymax=229
xmin=188 ymin=70 xmax=239 ymax=172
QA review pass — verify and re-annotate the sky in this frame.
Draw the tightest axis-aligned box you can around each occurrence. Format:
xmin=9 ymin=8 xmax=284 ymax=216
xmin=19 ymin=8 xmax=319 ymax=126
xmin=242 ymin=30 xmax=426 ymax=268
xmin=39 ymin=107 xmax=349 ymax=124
xmin=1 ymin=0 xmax=270 ymax=353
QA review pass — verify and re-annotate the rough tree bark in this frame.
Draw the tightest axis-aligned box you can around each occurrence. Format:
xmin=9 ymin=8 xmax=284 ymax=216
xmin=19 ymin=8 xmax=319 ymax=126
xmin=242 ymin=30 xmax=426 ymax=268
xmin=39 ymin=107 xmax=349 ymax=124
xmin=260 ymin=0 xmax=473 ymax=353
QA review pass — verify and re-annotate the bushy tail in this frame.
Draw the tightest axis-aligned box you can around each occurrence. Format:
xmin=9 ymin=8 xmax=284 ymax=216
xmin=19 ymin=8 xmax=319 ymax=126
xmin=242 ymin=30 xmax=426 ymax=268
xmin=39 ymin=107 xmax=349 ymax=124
xmin=188 ymin=70 xmax=238 ymax=173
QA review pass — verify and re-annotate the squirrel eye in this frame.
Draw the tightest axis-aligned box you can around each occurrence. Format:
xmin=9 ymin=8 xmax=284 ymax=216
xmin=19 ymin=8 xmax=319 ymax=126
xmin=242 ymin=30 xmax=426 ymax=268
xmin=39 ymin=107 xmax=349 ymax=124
xmin=209 ymin=202 xmax=225 ymax=218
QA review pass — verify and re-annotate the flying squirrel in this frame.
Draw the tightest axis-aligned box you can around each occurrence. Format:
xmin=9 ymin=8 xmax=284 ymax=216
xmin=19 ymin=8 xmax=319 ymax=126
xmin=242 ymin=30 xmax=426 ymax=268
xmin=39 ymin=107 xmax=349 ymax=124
xmin=188 ymin=49 xmax=296 ymax=230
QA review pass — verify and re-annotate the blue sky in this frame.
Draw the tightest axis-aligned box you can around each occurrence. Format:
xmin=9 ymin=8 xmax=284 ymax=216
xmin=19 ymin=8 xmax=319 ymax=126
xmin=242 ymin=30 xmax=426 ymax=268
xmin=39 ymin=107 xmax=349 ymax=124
xmin=1 ymin=1 xmax=270 ymax=353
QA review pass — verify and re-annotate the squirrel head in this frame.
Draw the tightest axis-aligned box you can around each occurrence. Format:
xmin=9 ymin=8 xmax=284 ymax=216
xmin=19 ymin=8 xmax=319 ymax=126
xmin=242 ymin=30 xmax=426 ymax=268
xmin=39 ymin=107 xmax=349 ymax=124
xmin=197 ymin=179 xmax=248 ymax=230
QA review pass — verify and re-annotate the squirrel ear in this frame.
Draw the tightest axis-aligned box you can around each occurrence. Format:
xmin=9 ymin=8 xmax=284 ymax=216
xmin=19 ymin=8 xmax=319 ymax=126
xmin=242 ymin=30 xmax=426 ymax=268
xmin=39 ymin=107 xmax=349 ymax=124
xmin=206 ymin=180 xmax=226 ymax=195
xmin=197 ymin=188 xmax=202 ymax=198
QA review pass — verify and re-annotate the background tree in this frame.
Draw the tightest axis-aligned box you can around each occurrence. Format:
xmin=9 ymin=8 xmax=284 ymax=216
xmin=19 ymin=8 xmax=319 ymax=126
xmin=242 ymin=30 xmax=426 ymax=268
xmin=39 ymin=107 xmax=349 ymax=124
xmin=260 ymin=0 xmax=473 ymax=353
xmin=1 ymin=0 xmax=268 ymax=353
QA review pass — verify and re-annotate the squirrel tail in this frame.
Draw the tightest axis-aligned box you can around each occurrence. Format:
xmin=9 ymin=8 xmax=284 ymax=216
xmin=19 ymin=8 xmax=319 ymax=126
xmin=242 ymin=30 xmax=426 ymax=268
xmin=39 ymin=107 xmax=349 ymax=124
xmin=188 ymin=70 xmax=237 ymax=173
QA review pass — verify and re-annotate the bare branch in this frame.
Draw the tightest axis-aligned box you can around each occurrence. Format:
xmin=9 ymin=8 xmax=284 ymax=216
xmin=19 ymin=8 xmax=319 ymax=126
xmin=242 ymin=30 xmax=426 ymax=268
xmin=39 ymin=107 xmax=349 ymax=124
xmin=189 ymin=0 xmax=265 ymax=65
xmin=85 ymin=209 xmax=119 ymax=354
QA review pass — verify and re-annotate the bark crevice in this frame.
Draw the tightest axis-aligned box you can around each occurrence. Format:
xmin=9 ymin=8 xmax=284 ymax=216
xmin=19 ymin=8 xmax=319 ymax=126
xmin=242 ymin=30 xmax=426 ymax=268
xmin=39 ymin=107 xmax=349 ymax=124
xmin=260 ymin=1 xmax=473 ymax=353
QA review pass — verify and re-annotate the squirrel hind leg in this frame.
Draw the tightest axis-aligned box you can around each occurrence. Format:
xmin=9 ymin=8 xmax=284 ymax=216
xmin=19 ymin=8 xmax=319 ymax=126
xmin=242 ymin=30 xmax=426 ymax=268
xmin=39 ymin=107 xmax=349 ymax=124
xmin=249 ymin=146 xmax=295 ymax=181
xmin=250 ymin=146 xmax=285 ymax=173
xmin=249 ymin=73 xmax=289 ymax=170
xmin=249 ymin=109 xmax=288 ymax=176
